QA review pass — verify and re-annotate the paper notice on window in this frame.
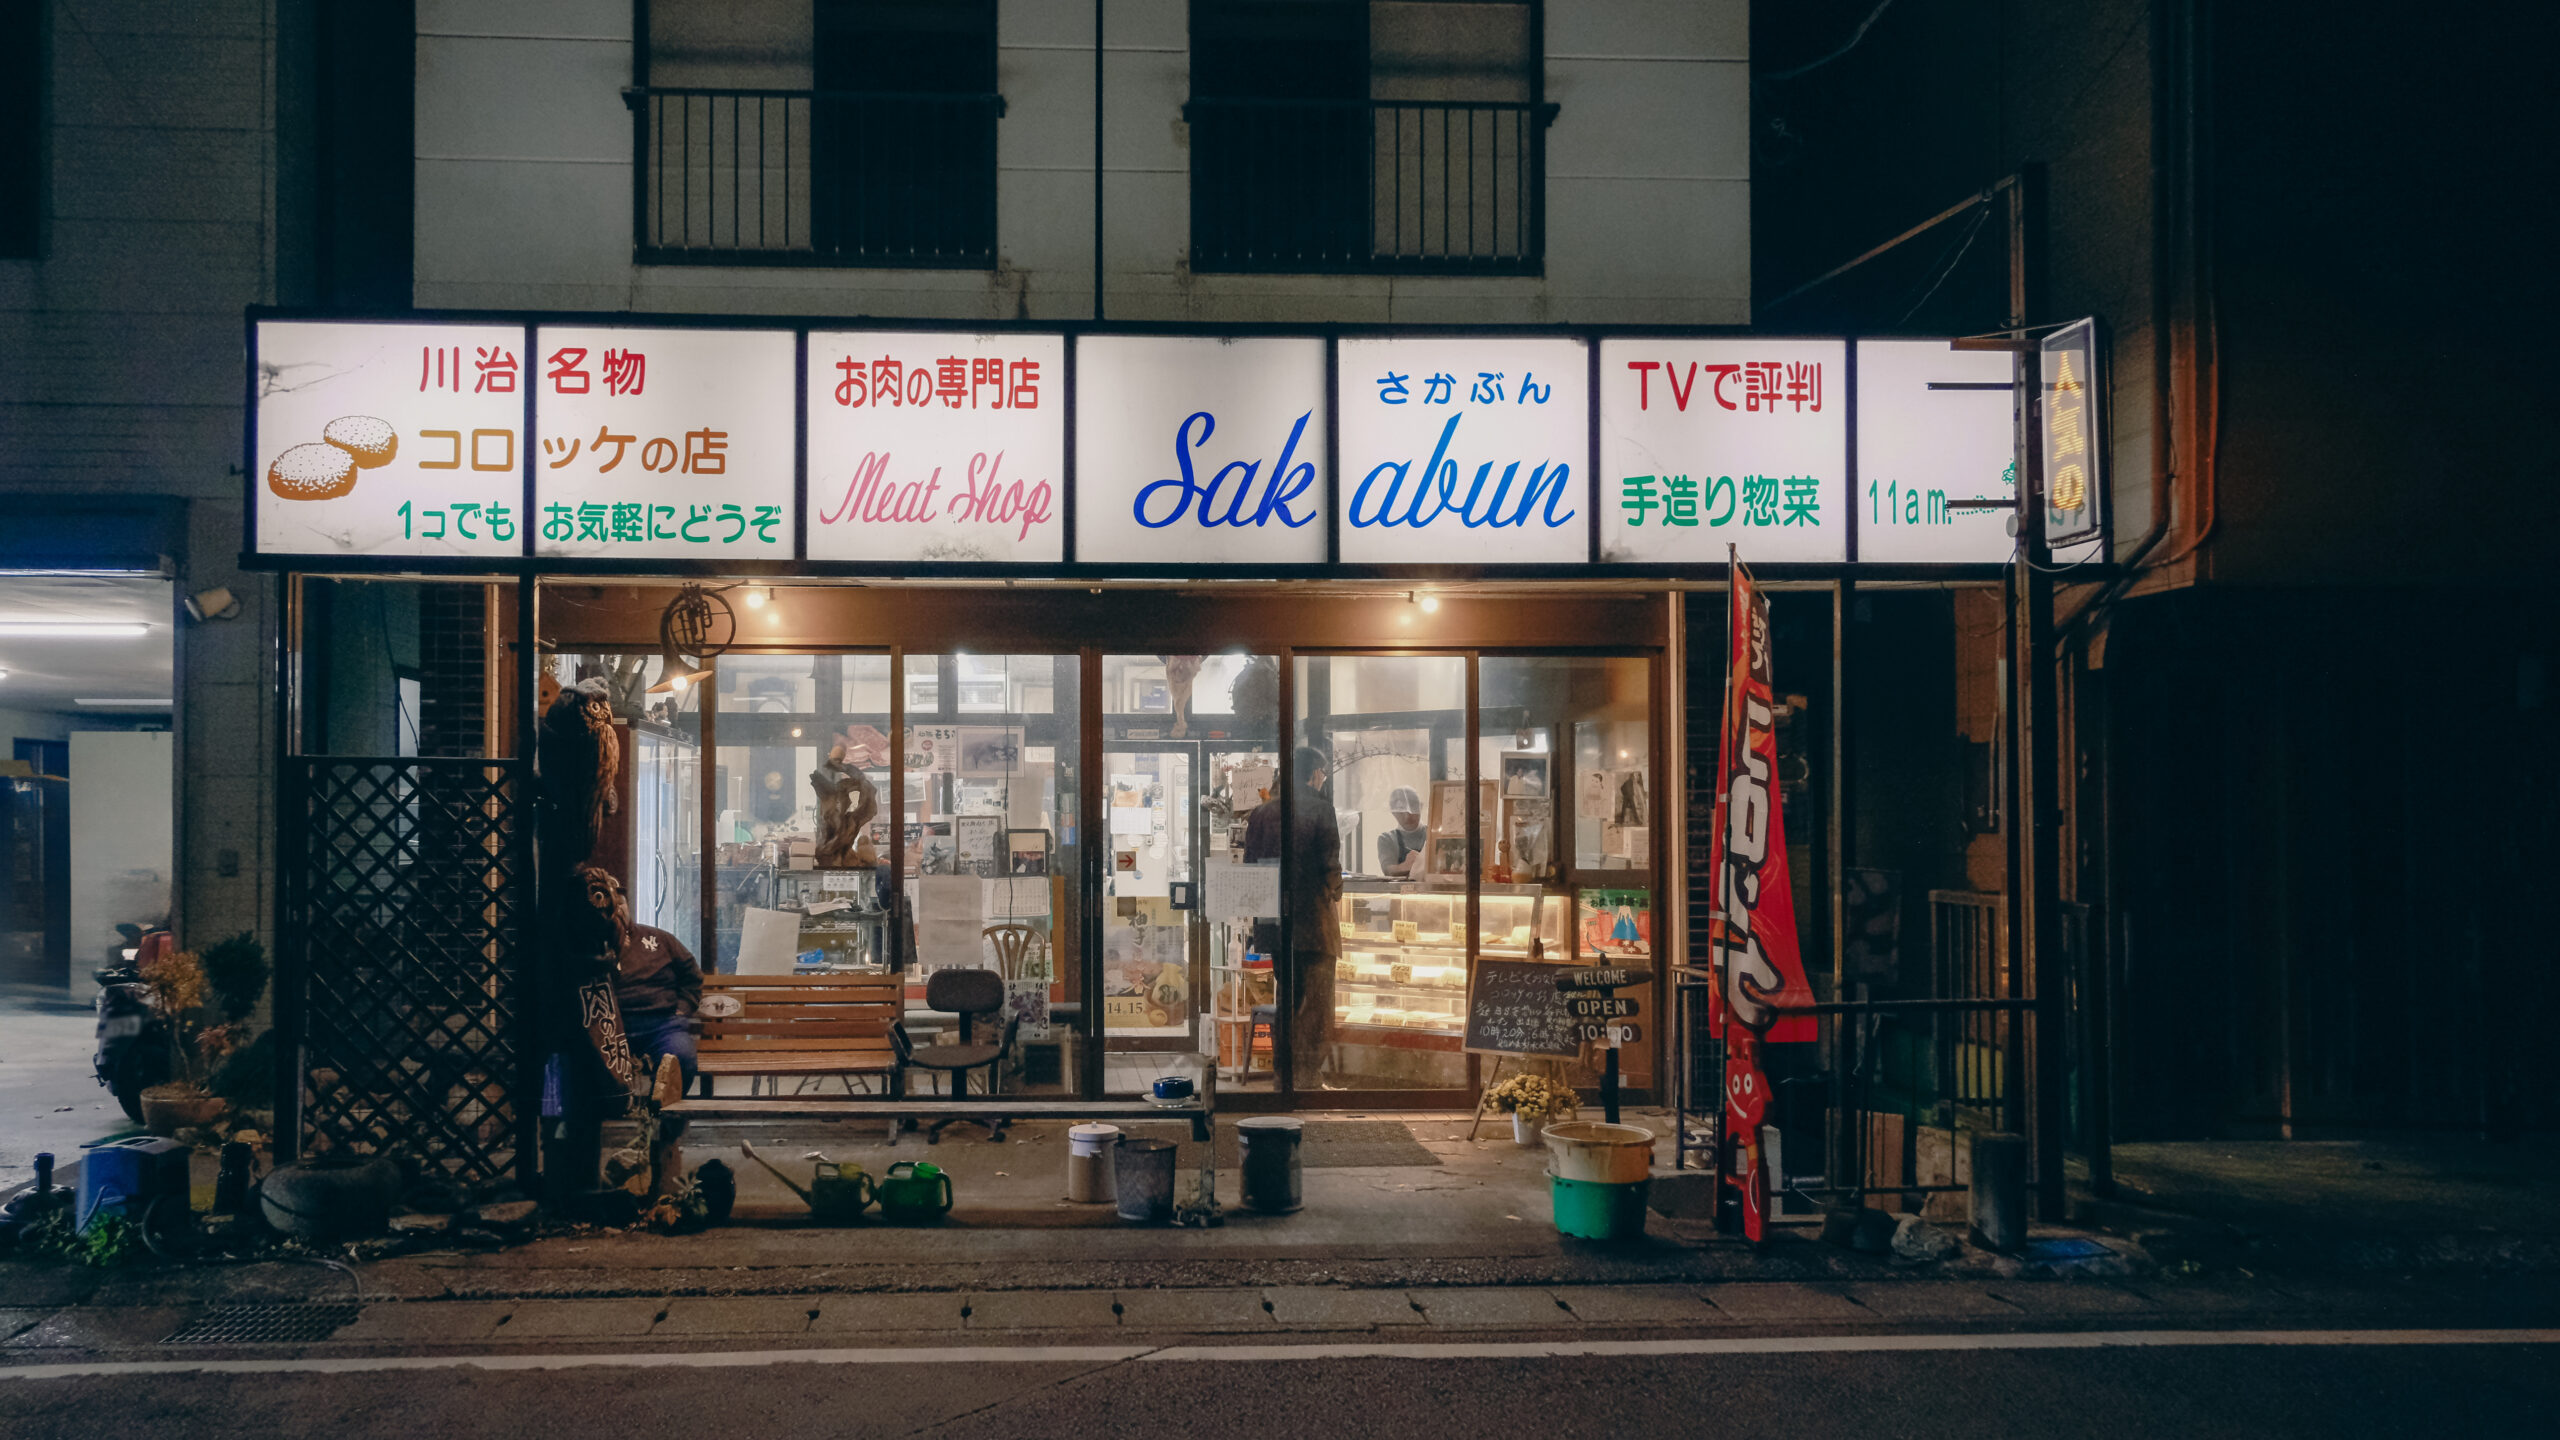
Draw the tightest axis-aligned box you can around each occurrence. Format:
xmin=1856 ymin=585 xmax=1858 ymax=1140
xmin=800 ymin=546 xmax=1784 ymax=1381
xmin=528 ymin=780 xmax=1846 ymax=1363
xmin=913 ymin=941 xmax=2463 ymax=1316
xmin=985 ymin=876 xmax=1051 ymax=919
xmin=919 ymin=873 xmax=982 ymax=922
xmin=736 ymin=907 xmax=802 ymax=974
xmin=919 ymin=918 xmax=986 ymax=970
xmin=1203 ymin=857 xmax=1281 ymax=921
xmin=1109 ymin=773 xmax=1156 ymax=834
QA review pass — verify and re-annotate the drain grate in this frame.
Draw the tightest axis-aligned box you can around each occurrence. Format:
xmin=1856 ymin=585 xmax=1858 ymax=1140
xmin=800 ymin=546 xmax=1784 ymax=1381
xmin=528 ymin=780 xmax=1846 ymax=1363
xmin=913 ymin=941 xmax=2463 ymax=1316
xmin=162 ymin=1303 xmax=362 ymax=1346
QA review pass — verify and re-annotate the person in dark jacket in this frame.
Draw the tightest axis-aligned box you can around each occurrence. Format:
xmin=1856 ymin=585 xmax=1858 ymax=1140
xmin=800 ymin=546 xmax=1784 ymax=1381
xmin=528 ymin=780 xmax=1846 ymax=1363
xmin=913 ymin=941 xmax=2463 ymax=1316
xmin=593 ymin=869 xmax=705 ymax=1088
xmin=1245 ymin=744 xmax=1342 ymax=1085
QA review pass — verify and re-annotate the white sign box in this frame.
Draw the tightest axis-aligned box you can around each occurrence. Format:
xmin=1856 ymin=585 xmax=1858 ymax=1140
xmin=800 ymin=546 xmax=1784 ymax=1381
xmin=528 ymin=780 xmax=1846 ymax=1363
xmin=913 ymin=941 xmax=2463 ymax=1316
xmin=1856 ymin=340 xmax=2017 ymax=563
xmin=807 ymin=331 xmax=1065 ymax=563
xmin=1073 ymin=336 xmax=1328 ymax=565
xmin=533 ymin=327 xmax=795 ymax=559
xmin=253 ymin=320 xmax=528 ymax=558
xmin=1598 ymin=338 xmax=1846 ymax=564
xmin=1337 ymin=337 xmax=1589 ymax=565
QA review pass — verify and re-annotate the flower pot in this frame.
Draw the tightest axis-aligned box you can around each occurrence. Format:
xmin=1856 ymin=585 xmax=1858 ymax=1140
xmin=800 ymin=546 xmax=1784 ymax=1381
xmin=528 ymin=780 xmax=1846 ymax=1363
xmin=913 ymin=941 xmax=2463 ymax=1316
xmin=139 ymin=1086 xmax=228 ymax=1136
xmin=1511 ymin=1111 xmax=1542 ymax=1147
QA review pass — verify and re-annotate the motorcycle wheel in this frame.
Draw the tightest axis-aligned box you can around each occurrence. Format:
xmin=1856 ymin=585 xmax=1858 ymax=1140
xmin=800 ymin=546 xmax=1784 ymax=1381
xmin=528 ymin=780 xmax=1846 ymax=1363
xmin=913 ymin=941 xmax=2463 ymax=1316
xmin=111 ymin=1045 xmax=169 ymax=1125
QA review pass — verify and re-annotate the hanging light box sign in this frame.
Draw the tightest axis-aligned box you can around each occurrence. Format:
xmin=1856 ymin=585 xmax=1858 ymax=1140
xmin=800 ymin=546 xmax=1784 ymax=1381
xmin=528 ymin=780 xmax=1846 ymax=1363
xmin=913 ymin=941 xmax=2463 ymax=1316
xmin=1597 ymin=338 xmax=1846 ymax=564
xmin=1073 ymin=335 xmax=1329 ymax=565
xmin=532 ymin=326 xmax=796 ymax=559
xmin=1336 ymin=336 xmax=1590 ymax=565
xmin=1855 ymin=340 xmax=2018 ymax=563
xmin=252 ymin=319 xmax=530 ymax=558
xmin=2040 ymin=318 xmax=2104 ymax=547
xmin=806 ymin=331 xmax=1066 ymax=564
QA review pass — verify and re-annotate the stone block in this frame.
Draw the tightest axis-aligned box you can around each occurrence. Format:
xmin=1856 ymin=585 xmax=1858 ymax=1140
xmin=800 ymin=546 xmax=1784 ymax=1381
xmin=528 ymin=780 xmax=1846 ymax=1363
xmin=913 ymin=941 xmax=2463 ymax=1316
xmin=1847 ymin=1283 xmax=2024 ymax=1320
xmin=1699 ymin=1284 xmax=1869 ymax=1323
xmin=1557 ymin=1286 xmax=1730 ymax=1326
xmin=1113 ymin=1289 xmax=1276 ymax=1333
xmin=963 ymin=1290 xmax=1121 ymax=1331
xmin=333 ymin=1301 xmax=512 ymax=1343
xmin=1263 ymin=1287 xmax=1426 ymax=1329
xmin=496 ymin=1298 xmax=666 ymax=1340
xmin=652 ymin=1297 xmax=819 ymax=1336
xmin=809 ymin=1293 xmax=969 ymax=1334
xmin=1412 ymin=1287 xmax=1579 ymax=1328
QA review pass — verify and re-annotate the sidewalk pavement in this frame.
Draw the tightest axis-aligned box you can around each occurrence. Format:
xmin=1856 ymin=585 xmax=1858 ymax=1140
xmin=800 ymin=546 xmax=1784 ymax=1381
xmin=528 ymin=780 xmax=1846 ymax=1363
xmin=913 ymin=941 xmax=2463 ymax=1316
xmin=0 ymin=999 xmax=130 ymax=1193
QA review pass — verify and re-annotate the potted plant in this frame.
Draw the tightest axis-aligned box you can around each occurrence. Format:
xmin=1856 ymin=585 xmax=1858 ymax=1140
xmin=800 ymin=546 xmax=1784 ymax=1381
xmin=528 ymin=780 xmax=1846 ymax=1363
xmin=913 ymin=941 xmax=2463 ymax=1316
xmin=1484 ymin=1072 xmax=1580 ymax=1147
xmin=137 ymin=933 xmax=269 ymax=1138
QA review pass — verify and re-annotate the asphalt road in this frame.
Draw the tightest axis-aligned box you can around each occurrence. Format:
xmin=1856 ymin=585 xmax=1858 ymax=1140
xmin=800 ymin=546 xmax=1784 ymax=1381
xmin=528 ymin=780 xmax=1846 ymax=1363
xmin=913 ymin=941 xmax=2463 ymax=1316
xmin=3 ymin=1336 xmax=2552 ymax=1438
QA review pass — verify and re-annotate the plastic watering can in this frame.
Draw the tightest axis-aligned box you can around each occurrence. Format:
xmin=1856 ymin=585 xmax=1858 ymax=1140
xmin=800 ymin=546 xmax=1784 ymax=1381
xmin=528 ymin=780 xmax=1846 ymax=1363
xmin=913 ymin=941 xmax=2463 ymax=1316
xmin=876 ymin=1161 xmax=954 ymax=1223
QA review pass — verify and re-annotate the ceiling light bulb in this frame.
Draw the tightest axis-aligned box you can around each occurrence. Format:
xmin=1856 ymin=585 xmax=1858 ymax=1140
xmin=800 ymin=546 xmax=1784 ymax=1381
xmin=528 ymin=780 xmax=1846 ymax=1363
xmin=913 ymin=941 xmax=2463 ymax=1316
xmin=742 ymin=587 xmax=771 ymax=609
xmin=1418 ymin=593 xmax=1440 ymax=613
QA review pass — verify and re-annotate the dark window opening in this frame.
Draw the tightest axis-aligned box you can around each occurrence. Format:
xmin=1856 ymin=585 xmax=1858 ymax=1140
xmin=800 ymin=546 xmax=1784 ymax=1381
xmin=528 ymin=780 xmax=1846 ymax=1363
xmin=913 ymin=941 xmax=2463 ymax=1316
xmin=635 ymin=0 xmax=999 ymax=268
xmin=1188 ymin=0 xmax=1549 ymax=274
xmin=0 ymin=0 xmax=43 ymax=260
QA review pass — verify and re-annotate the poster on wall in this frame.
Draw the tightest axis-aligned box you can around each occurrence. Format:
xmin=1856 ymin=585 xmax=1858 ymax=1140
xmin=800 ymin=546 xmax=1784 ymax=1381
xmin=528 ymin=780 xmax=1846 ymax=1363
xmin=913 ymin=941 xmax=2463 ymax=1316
xmin=252 ymin=319 xmax=529 ymax=558
xmin=1337 ymin=336 xmax=1590 ymax=565
xmin=1598 ymin=339 xmax=1846 ymax=564
xmin=1073 ymin=336 xmax=1328 ymax=566
xmin=807 ymin=331 xmax=1065 ymax=563
xmin=533 ymin=326 xmax=796 ymax=559
xmin=1709 ymin=556 xmax=1816 ymax=1243
xmin=1855 ymin=340 xmax=2016 ymax=563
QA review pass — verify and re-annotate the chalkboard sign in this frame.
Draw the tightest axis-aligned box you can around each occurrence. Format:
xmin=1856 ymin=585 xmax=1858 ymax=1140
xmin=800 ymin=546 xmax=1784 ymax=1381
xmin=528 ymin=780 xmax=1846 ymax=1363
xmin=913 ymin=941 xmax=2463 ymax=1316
xmin=1464 ymin=958 xmax=1579 ymax=1058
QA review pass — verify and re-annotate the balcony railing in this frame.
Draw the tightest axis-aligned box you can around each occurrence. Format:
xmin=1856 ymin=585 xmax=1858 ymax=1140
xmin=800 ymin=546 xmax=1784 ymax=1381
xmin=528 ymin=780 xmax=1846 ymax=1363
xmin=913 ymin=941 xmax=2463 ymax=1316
xmin=628 ymin=87 xmax=1003 ymax=268
xmin=1185 ymin=97 xmax=1557 ymax=275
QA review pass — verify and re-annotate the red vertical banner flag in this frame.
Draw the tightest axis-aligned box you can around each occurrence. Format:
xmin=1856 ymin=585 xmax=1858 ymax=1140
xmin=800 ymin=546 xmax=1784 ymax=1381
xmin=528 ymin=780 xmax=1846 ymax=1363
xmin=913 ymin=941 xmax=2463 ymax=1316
xmin=1708 ymin=558 xmax=1817 ymax=1241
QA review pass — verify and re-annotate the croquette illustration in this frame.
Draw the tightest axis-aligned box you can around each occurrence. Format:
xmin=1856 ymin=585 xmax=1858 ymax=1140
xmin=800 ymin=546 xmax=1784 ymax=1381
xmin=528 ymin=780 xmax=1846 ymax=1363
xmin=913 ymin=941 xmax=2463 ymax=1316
xmin=267 ymin=415 xmax=401 ymax=500
xmin=322 ymin=415 xmax=398 ymax=467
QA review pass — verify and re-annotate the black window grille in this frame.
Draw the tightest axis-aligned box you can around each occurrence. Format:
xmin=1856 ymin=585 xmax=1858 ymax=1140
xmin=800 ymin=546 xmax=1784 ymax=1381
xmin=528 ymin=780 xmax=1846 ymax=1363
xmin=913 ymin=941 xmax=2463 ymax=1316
xmin=1188 ymin=0 xmax=1552 ymax=275
xmin=0 ymin=0 xmax=40 ymax=260
xmin=632 ymin=0 xmax=999 ymax=268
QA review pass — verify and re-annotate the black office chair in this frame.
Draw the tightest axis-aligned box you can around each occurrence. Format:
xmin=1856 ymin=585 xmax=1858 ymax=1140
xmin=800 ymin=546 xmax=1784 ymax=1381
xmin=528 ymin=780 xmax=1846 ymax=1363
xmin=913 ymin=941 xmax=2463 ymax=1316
xmin=895 ymin=967 xmax=1020 ymax=1142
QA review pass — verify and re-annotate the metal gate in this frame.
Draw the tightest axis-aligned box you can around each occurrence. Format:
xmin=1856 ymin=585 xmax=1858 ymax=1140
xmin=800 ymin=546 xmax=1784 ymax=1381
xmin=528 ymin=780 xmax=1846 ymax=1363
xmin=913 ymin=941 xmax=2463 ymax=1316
xmin=280 ymin=757 xmax=531 ymax=1188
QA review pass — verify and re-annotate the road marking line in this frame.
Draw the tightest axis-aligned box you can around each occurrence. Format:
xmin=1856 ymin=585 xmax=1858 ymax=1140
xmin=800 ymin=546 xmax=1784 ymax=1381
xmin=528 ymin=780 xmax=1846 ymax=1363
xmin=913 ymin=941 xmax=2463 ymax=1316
xmin=1 ymin=1329 xmax=2554 ymax=1382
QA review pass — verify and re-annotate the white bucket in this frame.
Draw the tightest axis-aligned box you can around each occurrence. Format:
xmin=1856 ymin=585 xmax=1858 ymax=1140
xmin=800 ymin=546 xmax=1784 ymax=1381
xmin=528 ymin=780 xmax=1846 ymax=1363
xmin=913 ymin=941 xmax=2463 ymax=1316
xmin=1066 ymin=1123 xmax=1121 ymax=1203
xmin=1542 ymin=1121 xmax=1655 ymax=1185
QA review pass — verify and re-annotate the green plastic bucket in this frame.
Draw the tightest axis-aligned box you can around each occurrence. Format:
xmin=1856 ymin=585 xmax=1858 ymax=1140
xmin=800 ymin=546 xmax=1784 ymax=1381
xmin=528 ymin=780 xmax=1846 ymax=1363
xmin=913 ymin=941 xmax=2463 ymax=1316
xmin=1549 ymin=1173 xmax=1651 ymax=1240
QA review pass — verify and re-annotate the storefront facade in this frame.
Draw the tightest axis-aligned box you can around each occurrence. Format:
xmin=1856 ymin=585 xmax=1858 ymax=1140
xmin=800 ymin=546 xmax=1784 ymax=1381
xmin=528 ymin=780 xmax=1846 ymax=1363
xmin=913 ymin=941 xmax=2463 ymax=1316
xmin=254 ymin=314 xmax=2026 ymax=1181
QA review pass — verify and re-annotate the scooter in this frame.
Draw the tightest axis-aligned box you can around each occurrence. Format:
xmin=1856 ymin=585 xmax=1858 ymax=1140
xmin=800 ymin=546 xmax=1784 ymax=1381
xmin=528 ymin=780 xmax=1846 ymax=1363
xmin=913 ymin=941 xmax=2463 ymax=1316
xmin=94 ymin=922 xmax=174 ymax=1124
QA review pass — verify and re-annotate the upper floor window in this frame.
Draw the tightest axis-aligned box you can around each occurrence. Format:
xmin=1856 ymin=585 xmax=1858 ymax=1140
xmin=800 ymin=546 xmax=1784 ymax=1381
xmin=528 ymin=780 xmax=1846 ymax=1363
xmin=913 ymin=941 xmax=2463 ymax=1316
xmin=0 ymin=0 xmax=41 ymax=260
xmin=1187 ymin=0 xmax=1550 ymax=275
xmin=633 ymin=0 xmax=1000 ymax=268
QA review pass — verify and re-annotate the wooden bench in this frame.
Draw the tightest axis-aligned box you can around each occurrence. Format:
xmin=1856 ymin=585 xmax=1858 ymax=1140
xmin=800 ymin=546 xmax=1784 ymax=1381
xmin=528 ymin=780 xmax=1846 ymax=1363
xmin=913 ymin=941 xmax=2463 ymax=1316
xmin=693 ymin=972 xmax=904 ymax=1098
xmin=661 ymin=1095 xmax=1214 ymax=1144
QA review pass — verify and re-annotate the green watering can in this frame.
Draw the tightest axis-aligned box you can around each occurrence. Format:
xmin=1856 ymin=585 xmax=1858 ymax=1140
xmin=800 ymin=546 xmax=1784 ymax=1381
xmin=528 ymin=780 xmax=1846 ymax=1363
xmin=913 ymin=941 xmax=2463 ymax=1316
xmin=876 ymin=1161 xmax=954 ymax=1223
xmin=740 ymin=1141 xmax=874 ymax=1224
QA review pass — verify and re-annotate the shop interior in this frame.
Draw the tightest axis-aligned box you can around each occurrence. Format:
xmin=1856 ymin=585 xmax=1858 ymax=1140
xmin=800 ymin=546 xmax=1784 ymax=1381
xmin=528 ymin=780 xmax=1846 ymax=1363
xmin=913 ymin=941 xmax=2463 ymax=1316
xmin=292 ymin=579 xmax=1668 ymax=1114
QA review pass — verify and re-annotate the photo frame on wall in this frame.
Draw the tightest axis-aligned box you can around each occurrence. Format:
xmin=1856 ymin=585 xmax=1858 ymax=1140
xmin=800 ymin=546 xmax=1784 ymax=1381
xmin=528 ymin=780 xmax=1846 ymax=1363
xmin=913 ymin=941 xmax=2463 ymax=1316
xmin=1500 ymin=754 xmax=1550 ymax=800
xmin=1430 ymin=779 xmax=1497 ymax=836
xmin=1006 ymin=828 xmax=1051 ymax=877
xmin=1427 ymin=836 xmax=1470 ymax=879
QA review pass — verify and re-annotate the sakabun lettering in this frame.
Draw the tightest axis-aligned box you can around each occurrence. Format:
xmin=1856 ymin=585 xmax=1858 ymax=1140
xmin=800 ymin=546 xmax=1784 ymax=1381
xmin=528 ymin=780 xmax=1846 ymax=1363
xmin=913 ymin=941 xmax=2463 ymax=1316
xmin=1133 ymin=410 xmax=1320 ymax=530
xmin=1348 ymin=411 xmax=1576 ymax=531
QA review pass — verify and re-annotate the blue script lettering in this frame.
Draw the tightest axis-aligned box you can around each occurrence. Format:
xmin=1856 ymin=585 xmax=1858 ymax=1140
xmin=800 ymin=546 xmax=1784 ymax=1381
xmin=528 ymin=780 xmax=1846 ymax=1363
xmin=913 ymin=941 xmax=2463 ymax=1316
xmin=1132 ymin=411 xmax=1321 ymax=530
xmin=1347 ymin=413 xmax=1577 ymax=531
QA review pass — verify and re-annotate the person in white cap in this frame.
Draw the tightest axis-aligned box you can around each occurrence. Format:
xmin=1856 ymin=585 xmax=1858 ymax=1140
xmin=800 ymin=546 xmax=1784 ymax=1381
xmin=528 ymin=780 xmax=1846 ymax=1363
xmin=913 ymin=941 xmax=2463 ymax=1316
xmin=1376 ymin=785 xmax=1429 ymax=878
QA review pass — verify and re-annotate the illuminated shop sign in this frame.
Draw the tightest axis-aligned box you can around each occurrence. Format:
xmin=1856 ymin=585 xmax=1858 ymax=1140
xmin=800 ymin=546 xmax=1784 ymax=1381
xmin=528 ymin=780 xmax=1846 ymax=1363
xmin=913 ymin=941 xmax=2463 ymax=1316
xmin=250 ymin=318 xmax=2094 ymax=567
xmin=1073 ymin=336 xmax=1328 ymax=566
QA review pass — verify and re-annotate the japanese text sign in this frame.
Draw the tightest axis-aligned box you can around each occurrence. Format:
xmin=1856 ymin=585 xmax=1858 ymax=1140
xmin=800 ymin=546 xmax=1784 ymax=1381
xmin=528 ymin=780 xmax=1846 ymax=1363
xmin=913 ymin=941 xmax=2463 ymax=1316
xmin=1855 ymin=341 xmax=2017 ymax=563
xmin=1599 ymin=339 xmax=1845 ymax=564
xmin=1338 ymin=337 xmax=1589 ymax=565
xmin=1075 ymin=336 xmax=1328 ymax=565
xmin=533 ymin=326 xmax=795 ymax=559
xmin=807 ymin=331 xmax=1065 ymax=564
xmin=2040 ymin=318 xmax=2103 ymax=546
xmin=253 ymin=320 xmax=528 ymax=558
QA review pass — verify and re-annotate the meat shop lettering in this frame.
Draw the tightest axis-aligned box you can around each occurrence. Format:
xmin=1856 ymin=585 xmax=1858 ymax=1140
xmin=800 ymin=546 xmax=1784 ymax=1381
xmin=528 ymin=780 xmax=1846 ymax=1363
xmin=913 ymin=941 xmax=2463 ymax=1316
xmin=819 ymin=450 xmax=1053 ymax=544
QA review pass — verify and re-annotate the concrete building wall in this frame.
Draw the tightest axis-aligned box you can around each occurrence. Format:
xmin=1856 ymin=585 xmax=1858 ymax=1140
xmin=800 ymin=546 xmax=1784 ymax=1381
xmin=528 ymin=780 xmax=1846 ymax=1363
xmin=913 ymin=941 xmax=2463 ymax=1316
xmin=413 ymin=0 xmax=1750 ymax=324
xmin=0 ymin=0 xmax=282 ymax=955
